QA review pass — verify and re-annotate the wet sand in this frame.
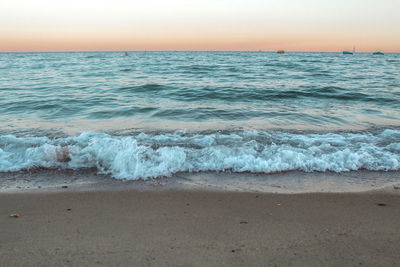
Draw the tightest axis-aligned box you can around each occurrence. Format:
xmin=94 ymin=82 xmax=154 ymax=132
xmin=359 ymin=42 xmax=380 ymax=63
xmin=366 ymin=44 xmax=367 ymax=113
xmin=1 ymin=189 xmax=400 ymax=266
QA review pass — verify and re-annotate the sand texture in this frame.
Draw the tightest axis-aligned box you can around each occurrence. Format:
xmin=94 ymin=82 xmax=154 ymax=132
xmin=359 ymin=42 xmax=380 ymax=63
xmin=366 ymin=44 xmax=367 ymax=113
xmin=1 ymin=189 xmax=400 ymax=266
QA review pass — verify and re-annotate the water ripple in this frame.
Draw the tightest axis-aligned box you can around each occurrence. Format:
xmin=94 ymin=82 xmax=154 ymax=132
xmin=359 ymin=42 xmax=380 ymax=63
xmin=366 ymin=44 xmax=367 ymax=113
xmin=0 ymin=51 xmax=399 ymax=132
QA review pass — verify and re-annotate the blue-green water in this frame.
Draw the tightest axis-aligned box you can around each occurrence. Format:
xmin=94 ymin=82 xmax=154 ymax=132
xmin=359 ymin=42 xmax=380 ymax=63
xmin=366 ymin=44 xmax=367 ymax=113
xmin=0 ymin=51 xmax=400 ymax=190
xmin=1 ymin=52 xmax=399 ymax=133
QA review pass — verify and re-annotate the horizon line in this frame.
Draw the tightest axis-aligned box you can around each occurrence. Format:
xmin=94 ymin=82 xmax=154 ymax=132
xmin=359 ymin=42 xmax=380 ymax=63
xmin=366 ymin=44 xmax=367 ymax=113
xmin=0 ymin=50 xmax=397 ymax=53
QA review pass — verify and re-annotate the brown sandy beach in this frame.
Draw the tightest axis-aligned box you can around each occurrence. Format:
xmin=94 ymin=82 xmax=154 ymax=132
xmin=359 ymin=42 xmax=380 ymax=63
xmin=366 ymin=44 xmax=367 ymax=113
xmin=1 ymin=188 xmax=400 ymax=266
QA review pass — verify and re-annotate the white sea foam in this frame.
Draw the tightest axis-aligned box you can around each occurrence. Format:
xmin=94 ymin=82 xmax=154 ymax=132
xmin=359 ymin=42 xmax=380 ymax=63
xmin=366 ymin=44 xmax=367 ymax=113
xmin=0 ymin=130 xmax=399 ymax=180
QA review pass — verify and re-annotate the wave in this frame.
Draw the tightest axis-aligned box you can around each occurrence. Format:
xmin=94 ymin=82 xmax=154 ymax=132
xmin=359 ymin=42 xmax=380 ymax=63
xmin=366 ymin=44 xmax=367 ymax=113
xmin=0 ymin=130 xmax=399 ymax=180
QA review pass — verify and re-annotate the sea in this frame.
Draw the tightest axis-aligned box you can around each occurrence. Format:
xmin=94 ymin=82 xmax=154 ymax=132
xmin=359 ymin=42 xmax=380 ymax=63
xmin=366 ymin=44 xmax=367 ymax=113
xmin=0 ymin=51 xmax=400 ymax=192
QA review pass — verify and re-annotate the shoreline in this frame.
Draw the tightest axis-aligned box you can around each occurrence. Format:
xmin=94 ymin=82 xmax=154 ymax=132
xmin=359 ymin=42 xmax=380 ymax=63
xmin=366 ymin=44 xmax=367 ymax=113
xmin=1 ymin=188 xmax=400 ymax=266
xmin=1 ymin=169 xmax=400 ymax=194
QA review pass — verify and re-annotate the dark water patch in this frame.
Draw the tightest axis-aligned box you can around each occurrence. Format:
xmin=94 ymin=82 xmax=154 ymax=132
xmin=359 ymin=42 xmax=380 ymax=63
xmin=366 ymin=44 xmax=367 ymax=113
xmin=113 ymin=82 xmax=400 ymax=107
xmin=149 ymin=107 xmax=334 ymax=122
xmin=315 ymin=86 xmax=342 ymax=94
xmin=363 ymin=108 xmax=382 ymax=114
xmin=225 ymin=66 xmax=241 ymax=73
xmin=88 ymin=107 xmax=157 ymax=119
xmin=270 ymin=87 xmax=370 ymax=102
xmin=32 ymin=103 xmax=61 ymax=111
xmin=324 ymin=92 xmax=368 ymax=101
xmin=365 ymin=96 xmax=400 ymax=105
xmin=118 ymin=83 xmax=169 ymax=93
xmin=85 ymin=55 xmax=100 ymax=59
xmin=151 ymin=108 xmax=260 ymax=120
xmin=179 ymin=64 xmax=220 ymax=74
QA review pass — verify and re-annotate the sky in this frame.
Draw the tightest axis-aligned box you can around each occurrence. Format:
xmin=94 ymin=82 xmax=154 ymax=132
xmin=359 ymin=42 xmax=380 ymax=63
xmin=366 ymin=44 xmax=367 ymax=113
xmin=0 ymin=0 xmax=399 ymax=52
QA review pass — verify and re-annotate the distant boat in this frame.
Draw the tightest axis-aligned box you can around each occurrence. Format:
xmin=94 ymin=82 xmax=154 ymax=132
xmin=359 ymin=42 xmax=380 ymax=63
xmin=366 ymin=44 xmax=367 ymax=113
xmin=373 ymin=51 xmax=384 ymax=55
xmin=343 ymin=46 xmax=355 ymax=55
xmin=277 ymin=50 xmax=285 ymax=54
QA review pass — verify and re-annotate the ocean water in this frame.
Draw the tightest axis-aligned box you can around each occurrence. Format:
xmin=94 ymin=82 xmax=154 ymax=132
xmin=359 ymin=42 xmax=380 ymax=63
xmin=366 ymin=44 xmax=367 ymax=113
xmin=0 ymin=51 xmax=400 ymax=192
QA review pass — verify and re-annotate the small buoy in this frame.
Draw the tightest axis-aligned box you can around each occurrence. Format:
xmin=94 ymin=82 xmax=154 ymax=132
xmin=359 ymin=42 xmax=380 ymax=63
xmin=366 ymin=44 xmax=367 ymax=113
xmin=10 ymin=213 xmax=19 ymax=218
xmin=125 ymin=51 xmax=129 ymax=56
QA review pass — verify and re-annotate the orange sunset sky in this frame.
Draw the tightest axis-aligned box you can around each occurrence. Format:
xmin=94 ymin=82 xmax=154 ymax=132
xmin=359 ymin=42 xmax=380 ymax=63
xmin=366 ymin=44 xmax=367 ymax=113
xmin=1 ymin=0 xmax=399 ymax=52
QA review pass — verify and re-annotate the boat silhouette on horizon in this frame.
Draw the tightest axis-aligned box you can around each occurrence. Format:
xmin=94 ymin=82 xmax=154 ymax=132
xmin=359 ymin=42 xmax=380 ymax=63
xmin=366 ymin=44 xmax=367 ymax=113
xmin=343 ymin=47 xmax=356 ymax=55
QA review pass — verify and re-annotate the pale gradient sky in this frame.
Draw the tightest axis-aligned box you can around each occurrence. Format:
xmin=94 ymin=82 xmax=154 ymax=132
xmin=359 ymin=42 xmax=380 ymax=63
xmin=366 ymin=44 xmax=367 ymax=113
xmin=0 ymin=0 xmax=399 ymax=52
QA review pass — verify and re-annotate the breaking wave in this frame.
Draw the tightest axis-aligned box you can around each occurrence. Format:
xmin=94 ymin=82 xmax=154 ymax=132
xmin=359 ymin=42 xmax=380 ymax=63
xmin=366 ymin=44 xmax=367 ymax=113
xmin=0 ymin=129 xmax=399 ymax=180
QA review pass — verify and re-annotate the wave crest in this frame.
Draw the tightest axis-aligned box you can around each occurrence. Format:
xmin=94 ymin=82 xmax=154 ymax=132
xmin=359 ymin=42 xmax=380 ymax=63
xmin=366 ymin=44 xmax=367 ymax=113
xmin=0 ymin=130 xmax=399 ymax=179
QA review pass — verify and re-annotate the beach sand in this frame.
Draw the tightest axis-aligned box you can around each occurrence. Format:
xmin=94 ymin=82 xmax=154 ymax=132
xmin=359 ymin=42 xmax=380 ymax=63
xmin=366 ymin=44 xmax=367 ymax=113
xmin=1 ymin=188 xmax=400 ymax=266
